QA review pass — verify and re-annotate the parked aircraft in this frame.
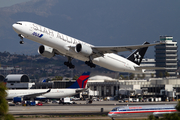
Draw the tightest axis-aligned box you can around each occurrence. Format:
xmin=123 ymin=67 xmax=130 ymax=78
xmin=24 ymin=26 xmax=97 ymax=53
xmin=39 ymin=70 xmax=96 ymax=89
xmin=12 ymin=21 xmax=164 ymax=73
xmin=6 ymin=72 xmax=90 ymax=103
xmin=108 ymin=104 xmax=177 ymax=120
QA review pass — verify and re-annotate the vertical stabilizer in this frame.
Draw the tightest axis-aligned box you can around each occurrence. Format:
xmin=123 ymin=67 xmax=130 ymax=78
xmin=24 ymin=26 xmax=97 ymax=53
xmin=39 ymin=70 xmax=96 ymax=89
xmin=127 ymin=42 xmax=149 ymax=65
xmin=68 ymin=72 xmax=90 ymax=88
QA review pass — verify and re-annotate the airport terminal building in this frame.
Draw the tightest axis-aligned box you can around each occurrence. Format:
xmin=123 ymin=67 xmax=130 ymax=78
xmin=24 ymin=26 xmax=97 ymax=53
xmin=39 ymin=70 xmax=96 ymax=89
xmin=87 ymin=76 xmax=180 ymax=101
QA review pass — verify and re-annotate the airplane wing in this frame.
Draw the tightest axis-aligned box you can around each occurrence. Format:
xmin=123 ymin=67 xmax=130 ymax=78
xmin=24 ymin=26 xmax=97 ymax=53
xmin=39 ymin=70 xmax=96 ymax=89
xmin=18 ymin=89 xmax=51 ymax=98
xmin=69 ymin=42 xmax=164 ymax=58
xmin=91 ymin=42 xmax=163 ymax=56
xmin=135 ymin=66 xmax=166 ymax=70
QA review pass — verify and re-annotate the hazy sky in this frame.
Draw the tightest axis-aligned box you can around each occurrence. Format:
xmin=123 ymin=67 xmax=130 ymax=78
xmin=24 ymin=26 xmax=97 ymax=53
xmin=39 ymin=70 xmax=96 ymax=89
xmin=0 ymin=0 xmax=31 ymax=8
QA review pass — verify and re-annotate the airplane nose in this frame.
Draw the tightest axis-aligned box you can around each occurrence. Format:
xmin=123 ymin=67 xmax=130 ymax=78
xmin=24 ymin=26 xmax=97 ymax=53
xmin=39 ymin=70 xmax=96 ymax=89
xmin=12 ymin=23 xmax=18 ymax=30
xmin=12 ymin=23 xmax=20 ymax=33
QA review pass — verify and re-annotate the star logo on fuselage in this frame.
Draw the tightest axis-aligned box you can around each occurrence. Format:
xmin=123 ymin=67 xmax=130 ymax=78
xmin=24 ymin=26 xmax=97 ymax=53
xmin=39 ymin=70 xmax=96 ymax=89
xmin=134 ymin=52 xmax=141 ymax=63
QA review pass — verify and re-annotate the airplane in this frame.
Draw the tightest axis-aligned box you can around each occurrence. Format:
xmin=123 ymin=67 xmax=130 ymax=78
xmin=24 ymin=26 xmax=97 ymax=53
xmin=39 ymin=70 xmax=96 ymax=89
xmin=12 ymin=21 xmax=164 ymax=73
xmin=108 ymin=104 xmax=177 ymax=120
xmin=6 ymin=72 xmax=90 ymax=103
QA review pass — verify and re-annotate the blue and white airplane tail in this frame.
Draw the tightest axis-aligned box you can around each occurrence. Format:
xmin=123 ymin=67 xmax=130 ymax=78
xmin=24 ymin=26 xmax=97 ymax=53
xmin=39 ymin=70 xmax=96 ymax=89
xmin=68 ymin=72 xmax=90 ymax=89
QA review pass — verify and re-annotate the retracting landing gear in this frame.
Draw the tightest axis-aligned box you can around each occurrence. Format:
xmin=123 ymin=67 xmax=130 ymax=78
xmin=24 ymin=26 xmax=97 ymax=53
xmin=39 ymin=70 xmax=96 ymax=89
xmin=18 ymin=34 xmax=24 ymax=44
xmin=64 ymin=56 xmax=75 ymax=69
xmin=85 ymin=56 xmax=96 ymax=68
xmin=85 ymin=61 xmax=96 ymax=68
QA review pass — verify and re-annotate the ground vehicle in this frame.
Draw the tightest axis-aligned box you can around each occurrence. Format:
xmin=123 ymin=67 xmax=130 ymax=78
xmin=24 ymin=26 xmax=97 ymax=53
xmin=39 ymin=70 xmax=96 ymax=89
xmin=59 ymin=98 xmax=75 ymax=104
xmin=36 ymin=102 xmax=43 ymax=106
xmin=22 ymin=101 xmax=36 ymax=106
xmin=123 ymin=98 xmax=133 ymax=102
xmin=118 ymin=100 xmax=124 ymax=103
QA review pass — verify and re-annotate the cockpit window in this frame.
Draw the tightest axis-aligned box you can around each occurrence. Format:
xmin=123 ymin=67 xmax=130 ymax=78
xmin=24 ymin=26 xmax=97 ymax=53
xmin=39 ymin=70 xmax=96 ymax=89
xmin=16 ymin=22 xmax=22 ymax=25
xmin=111 ymin=108 xmax=118 ymax=111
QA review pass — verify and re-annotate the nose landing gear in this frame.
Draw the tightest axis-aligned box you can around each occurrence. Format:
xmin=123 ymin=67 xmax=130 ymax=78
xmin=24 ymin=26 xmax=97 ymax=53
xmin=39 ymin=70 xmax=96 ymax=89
xmin=18 ymin=34 xmax=24 ymax=44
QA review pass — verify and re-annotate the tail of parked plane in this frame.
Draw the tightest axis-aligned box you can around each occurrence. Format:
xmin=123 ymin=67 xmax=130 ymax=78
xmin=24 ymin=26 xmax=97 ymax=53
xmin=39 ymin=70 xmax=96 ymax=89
xmin=68 ymin=72 xmax=90 ymax=89
xmin=127 ymin=42 xmax=149 ymax=65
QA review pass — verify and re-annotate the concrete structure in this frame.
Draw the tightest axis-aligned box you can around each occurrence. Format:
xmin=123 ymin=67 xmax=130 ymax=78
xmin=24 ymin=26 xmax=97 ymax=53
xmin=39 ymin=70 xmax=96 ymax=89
xmin=87 ymin=75 xmax=180 ymax=101
xmin=155 ymin=36 xmax=178 ymax=77
xmin=5 ymin=74 xmax=34 ymax=89
xmin=135 ymin=59 xmax=156 ymax=78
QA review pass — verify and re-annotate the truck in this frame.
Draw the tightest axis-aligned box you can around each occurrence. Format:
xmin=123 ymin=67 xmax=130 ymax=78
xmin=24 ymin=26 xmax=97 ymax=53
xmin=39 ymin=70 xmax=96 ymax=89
xmin=59 ymin=98 xmax=75 ymax=104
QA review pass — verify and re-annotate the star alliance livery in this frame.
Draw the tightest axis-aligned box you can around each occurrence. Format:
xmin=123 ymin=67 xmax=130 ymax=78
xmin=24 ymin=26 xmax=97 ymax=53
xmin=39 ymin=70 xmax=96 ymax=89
xmin=12 ymin=21 xmax=163 ymax=73
xmin=6 ymin=72 xmax=90 ymax=103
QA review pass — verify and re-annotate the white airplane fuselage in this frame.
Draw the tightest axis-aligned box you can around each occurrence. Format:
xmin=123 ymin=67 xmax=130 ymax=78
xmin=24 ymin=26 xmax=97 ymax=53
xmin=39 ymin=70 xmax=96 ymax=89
xmin=12 ymin=21 xmax=142 ymax=73
xmin=6 ymin=89 xmax=77 ymax=99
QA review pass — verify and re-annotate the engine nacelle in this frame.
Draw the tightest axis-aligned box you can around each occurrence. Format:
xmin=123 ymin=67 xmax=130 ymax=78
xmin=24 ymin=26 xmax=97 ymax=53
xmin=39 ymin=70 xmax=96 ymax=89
xmin=38 ymin=45 xmax=55 ymax=58
xmin=13 ymin=97 xmax=23 ymax=103
xmin=75 ymin=44 xmax=93 ymax=57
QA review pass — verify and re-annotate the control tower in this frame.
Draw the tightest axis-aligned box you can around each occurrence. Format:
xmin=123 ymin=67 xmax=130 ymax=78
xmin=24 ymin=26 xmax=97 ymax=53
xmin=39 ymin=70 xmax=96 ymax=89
xmin=155 ymin=36 xmax=178 ymax=77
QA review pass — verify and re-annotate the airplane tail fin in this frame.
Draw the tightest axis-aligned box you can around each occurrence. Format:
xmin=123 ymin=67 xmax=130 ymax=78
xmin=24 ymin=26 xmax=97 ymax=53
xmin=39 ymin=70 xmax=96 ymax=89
xmin=127 ymin=42 xmax=149 ymax=65
xmin=68 ymin=72 xmax=90 ymax=89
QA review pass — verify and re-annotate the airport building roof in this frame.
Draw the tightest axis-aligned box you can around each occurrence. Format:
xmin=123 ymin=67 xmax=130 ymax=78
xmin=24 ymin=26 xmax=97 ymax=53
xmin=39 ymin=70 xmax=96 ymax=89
xmin=6 ymin=74 xmax=29 ymax=82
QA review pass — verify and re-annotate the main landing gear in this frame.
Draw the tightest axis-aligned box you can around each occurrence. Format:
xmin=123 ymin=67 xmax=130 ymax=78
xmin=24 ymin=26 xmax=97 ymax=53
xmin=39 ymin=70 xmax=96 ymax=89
xmin=18 ymin=34 xmax=24 ymax=44
xmin=85 ymin=56 xmax=96 ymax=68
xmin=64 ymin=57 xmax=75 ymax=69
xmin=85 ymin=61 xmax=96 ymax=68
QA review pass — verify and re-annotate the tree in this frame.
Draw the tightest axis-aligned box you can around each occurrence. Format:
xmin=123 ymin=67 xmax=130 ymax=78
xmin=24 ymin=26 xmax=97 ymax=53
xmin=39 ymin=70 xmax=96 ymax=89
xmin=73 ymin=75 xmax=79 ymax=80
xmin=0 ymin=82 xmax=15 ymax=120
xmin=165 ymin=71 xmax=170 ymax=77
xmin=52 ymin=76 xmax=63 ymax=80
xmin=151 ymin=73 xmax=154 ymax=78
xmin=142 ymin=73 xmax=145 ymax=79
xmin=158 ymin=72 xmax=163 ymax=78
xmin=175 ymin=101 xmax=180 ymax=112
xmin=137 ymin=74 xmax=140 ymax=79
xmin=129 ymin=73 xmax=134 ymax=80
xmin=119 ymin=75 xmax=124 ymax=80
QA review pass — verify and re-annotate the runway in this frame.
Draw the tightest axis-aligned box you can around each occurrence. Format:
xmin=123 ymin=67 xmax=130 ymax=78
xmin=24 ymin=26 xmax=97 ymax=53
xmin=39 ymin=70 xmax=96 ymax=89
xmin=9 ymin=101 xmax=177 ymax=119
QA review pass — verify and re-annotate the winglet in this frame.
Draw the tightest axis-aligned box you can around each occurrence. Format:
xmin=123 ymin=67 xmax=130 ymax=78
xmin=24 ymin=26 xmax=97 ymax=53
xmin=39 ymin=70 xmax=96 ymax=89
xmin=68 ymin=72 xmax=90 ymax=89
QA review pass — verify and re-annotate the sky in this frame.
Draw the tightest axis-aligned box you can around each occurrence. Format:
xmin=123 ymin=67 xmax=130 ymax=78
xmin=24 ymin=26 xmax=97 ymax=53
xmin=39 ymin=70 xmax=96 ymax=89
xmin=0 ymin=0 xmax=31 ymax=8
xmin=0 ymin=0 xmax=180 ymax=59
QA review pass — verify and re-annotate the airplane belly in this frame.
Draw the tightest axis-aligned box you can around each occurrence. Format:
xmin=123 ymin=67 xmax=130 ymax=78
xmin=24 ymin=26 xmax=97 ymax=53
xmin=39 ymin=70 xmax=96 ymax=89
xmin=93 ymin=54 xmax=134 ymax=72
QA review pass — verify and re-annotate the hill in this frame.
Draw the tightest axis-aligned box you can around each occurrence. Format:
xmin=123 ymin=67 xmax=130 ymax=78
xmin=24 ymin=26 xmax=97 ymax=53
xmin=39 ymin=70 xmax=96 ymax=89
xmin=0 ymin=51 xmax=116 ymax=79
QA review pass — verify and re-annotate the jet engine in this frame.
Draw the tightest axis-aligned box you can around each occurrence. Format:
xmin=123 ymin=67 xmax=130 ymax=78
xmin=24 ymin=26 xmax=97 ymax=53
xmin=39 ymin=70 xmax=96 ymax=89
xmin=75 ymin=43 xmax=93 ymax=57
xmin=38 ymin=45 xmax=55 ymax=58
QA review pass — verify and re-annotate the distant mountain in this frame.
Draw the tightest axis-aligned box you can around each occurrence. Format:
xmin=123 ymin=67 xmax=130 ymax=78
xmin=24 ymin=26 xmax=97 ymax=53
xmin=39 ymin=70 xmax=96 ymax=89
xmin=0 ymin=0 xmax=180 ymax=59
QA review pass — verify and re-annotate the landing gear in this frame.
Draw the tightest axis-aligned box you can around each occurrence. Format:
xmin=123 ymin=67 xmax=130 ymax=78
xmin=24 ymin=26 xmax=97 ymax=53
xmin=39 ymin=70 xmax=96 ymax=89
xmin=64 ymin=57 xmax=75 ymax=69
xmin=85 ymin=56 xmax=96 ymax=68
xmin=18 ymin=34 xmax=24 ymax=44
xmin=85 ymin=61 xmax=96 ymax=68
